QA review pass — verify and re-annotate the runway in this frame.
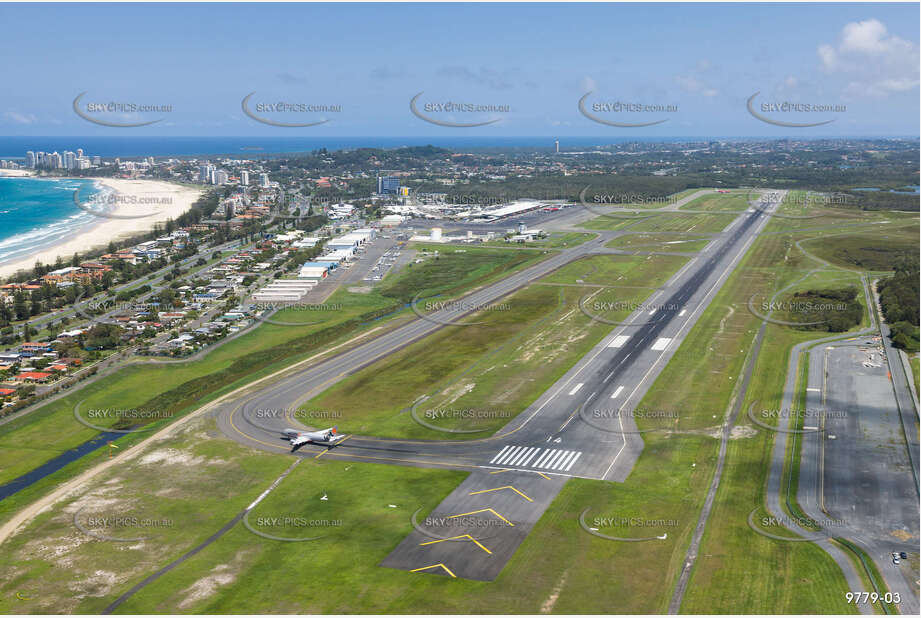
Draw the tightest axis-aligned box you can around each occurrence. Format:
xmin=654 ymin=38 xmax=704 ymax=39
xmin=214 ymin=192 xmax=781 ymax=580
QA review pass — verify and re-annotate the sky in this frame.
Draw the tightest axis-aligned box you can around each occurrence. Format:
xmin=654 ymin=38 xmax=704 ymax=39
xmin=1 ymin=2 xmax=918 ymax=137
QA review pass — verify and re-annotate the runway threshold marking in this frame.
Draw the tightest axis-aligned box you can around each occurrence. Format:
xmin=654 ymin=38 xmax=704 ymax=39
xmin=468 ymin=486 xmax=534 ymax=502
xmin=609 ymin=335 xmax=630 ymax=348
xmin=448 ymin=508 xmax=515 ymax=526
xmin=420 ymin=534 xmax=492 ymax=554
xmin=651 ymin=337 xmax=672 ymax=351
xmin=410 ymin=563 xmax=457 ymax=578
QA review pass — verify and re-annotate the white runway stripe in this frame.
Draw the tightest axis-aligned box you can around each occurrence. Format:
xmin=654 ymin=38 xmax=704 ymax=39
xmin=489 ymin=445 xmax=511 ymax=464
xmin=519 ymin=448 xmax=540 ymax=466
xmin=609 ymin=335 xmax=630 ymax=348
xmin=486 ymin=446 xmax=584 ymax=472
xmin=540 ymin=450 xmax=566 ymax=469
xmin=532 ymin=449 xmax=554 ymax=468
xmin=611 ymin=386 xmax=624 ymax=398
xmin=554 ymin=451 xmax=576 ymax=470
xmin=568 ymin=383 xmax=584 ymax=396
xmin=495 ymin=446 xmax=522 ymax=465
xmin=510 ymin=447 xmax=536 ymax=466
xmin=564 ymin=452 xmax=582 ymax=471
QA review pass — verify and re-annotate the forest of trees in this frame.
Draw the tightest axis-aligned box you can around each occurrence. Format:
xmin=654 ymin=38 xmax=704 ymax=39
xmin=878 ymin=254 xmax=920 ymax=352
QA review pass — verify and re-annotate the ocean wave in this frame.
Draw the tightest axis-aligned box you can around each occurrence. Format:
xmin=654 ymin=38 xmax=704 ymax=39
xmin=0 ymin=211 xmax=96 ymax=263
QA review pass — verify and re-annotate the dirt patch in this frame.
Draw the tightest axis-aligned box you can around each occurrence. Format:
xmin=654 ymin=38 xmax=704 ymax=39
xmin=717 ymin=304 xmax=736 ymax=335
xmin=730 ymin=425 xmax=758 ymax=439
xmin=890 ymin=529 xmax=916 ymax=542
xmin=178 ymin=553 xmax=250 ymax=609
xmin=138 ymin=448 xmax=225 ymax=467
xmin=440 ymin=382 xmax=475 ymax=406
xmin=68 ymin=569 xmax=121 ymax=600
xmin=541 ymin=570 xmax=568 ymax=613
xmin=347 ymin=286 xmax=372 ymax=294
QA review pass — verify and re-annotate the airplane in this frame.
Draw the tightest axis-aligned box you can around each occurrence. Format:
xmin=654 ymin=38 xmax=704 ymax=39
xmin=282 ymin=426 xmax=348 ymax=451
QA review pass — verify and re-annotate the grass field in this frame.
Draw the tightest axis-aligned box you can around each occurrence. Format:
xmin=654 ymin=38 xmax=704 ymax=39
xmin=304 ymin=253 xmax=689 ymax=438
xmin=624 ymin=212 xmax=738 ymax=234
xmin=0 ymin=245 xmax=549 ymax=525
xmin=579 ymin=214 xmax=645 ymax=231
xmin=680 ymin=191 xmax=749 ymax=212
xmin=605 ymin=233 xmax=713 ymax=252
xmin=798 ymin=223 xmax=919 ymax=271
xmin=911 ymin=355 xmax=920 ymax=397
xmin=482 ymin=231 xmax=595 ymax=249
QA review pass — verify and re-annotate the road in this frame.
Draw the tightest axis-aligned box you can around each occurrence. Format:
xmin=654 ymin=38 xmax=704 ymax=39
xmin=764 ymin=271 xmax=919 ymax=615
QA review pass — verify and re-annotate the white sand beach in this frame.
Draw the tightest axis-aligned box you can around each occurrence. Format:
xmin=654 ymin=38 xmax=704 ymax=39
xmin=0 ymin=169 xmax=36 ymax=177
xmin=0 ymin=178 xmax=203 ymax=279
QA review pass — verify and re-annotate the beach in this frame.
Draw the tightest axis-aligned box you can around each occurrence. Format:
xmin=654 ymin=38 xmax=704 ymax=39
xmin=0 ymin=169 xmax=36 ymax=177
xmin=0 ymin=178 xmax=203 ymax=279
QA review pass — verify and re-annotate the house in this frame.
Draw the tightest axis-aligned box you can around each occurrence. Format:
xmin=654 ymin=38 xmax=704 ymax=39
xmin=15 ymin=371 xmax=53 ymax=383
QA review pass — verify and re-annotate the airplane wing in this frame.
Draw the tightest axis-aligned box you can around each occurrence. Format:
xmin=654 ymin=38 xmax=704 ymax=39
xmin=290 ymin=434 xmax=312 ymax=447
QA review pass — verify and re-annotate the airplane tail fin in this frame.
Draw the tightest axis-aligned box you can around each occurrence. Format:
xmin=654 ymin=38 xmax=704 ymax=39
xmin=331 ymin=425 xmax=338 ymax=434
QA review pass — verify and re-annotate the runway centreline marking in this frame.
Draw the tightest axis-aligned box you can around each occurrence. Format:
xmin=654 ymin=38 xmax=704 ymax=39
xmin=601 ymin=203 xmax=774 ymax=480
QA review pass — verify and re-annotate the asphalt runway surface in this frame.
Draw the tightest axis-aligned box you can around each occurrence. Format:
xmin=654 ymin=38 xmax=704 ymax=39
xmin=799 ymin=340 xmax=919 ymax=614
xmin=214 ymin=193 xmax=780 ymax=580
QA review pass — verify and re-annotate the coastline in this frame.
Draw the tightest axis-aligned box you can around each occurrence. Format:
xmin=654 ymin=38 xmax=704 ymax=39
xmin=0 ymin=169 xmax=36 ymax=177
xmin=0 ymin=177 xmax=203 ymax=280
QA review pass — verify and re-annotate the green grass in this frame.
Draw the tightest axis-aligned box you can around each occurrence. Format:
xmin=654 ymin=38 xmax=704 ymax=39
xmin=680 ymin=191 xmax=749 ymax=212
xmin=0 ymin=414 xmax=466 ymax=614
xmin=674 ymin=211 xmax=892 ymax=613
xmin=605 ymin=233 xmax=713 ymax=252
xmin=910 ymin=355 xmax=920 ymax=398
xmin=625 ymin=212 xmax=737 ymax=234
xmin=0 ymin=245 xmax=549 ymax=524
xmin=482 ymin=232 xmax=595 ymax=249
xmin=580 ymin=214 xmax=647 ymax=231
xmin=798 ymin=224 xmax=919 ymax=271
xmin=305 ymin=253 xmax=689 ymax=439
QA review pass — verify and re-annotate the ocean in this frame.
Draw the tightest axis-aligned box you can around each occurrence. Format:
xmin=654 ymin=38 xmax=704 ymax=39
xmin=0 ymin=177 xmax=103 ymax=268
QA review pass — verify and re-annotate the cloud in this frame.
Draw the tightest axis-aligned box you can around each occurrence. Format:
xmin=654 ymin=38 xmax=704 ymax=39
xmin=818 ymin=19 xmax=919 ymax=96
xmin=370 ymin=66 xmax=405 ymax=81
xmin=675 ymin=75 xmax=718 ymax=97
xmin=675 ymin=61 xmax=719 ymax=97
xmin=436 ymin=66 xmax=515 ymax=90
xmin=581 ymin=76 xmax=598 ymax=93
xmin=277 ymin=72 xmax=307 ymax=85
xmin=3 ymin=111 xmax=37 ymax=125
